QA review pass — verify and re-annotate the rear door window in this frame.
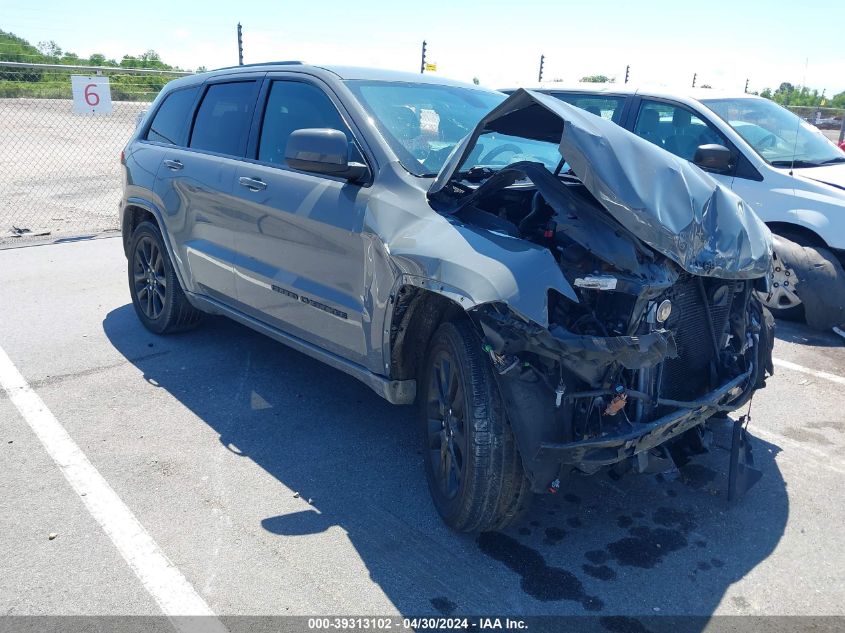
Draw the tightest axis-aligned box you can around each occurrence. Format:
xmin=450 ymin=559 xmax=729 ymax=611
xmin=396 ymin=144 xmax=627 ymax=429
xmin=550 ymin=93 xmax=626 ymax=123
xmin=634 ymin=100 xmax=729 ymax=161
xmin=189 ymin=81 xmax=258 ymax=157
xmin=146 ymin=86 xmax=199 ymax=145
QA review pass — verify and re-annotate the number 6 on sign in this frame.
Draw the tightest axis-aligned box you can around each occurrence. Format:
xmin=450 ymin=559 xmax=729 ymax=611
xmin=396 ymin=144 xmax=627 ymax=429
xmin=71 ymin=75 xmax=113 ymax=115
xmin=84 ymin=83 xmax=100 ymax=106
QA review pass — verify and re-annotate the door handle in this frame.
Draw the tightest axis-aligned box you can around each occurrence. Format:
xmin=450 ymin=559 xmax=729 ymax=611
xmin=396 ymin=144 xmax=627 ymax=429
xmin=239 ymin=176 xmax=267 ymax=191
xmin=163 ymin=159 xmax=183 ymax=171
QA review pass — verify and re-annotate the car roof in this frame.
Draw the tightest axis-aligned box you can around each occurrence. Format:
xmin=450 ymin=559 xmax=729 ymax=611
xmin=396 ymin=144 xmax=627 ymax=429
xmin=499 ymin=83 xmax=761 ymax=103
xmin=317 ymin=65 xmax=488 ymax=89
xmin=167 ymin=62 xmax=491 ymax=92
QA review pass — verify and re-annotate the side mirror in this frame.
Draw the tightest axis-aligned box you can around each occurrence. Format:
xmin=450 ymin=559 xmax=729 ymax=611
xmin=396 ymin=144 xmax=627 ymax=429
xmin=284 ymin=128 xmax=369 ymax=183
xmin=693 ymin=144 xmax=732 ymax=172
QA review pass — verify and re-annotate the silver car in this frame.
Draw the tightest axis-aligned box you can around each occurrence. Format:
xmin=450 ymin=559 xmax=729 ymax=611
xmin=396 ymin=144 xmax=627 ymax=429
xmin=120 ymin=63 xmax=775 ymax=531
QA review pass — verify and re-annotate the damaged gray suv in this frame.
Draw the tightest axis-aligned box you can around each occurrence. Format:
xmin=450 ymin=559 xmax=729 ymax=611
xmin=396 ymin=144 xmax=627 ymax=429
xmin=121 ymin=64 xmax=775 ymax=531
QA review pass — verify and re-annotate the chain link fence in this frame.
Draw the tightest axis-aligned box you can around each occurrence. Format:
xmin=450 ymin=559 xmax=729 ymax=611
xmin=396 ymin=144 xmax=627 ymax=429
xmin=0 ymin=62 xmax=191 ymax=242
xmin=1 ymin=62 xmax=843 ymax=243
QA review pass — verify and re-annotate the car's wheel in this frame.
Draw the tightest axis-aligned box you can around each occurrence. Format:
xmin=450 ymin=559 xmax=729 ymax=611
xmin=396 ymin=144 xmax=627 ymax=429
xmin=798 ymin=245 xmax=845 ymax=330
xmin=128 ymin=221 xmax=202 ymax=334
xmin=421 ymin=319 xmax=532 ymax=532
xmin=761 ymin=240 xmax=805 ymax=321
xmin=761 ymin=233 xmax=845 ymax=330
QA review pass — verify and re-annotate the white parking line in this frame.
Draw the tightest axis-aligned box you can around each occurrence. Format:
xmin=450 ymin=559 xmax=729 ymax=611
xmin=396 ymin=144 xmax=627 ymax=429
xmin=773 ymin=357 xmax=845 ymax=386
xmin=0 ymin=344 xmax=227 ymax=633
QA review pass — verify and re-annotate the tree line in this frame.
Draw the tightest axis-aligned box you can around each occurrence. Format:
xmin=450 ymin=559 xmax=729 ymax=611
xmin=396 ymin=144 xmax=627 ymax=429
xmin=0 ymin=29 xmax=204 ymax=101
xmin=0 ymin=29 xmax=194 ymax=71
xmin=759 ymin=83 xmax=845 ymax=109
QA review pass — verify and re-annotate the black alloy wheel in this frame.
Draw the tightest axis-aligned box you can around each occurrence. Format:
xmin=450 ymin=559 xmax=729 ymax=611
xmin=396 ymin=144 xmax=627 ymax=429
xmin=426 ymin=350 xmax=468 ymax=501
xmin=127 ymin=221 xmax=202 ymax=334
xmin=132 ymin=234 xmax=167 ymax=321
xmin=420 ymin=320 xmax=532 ymax=532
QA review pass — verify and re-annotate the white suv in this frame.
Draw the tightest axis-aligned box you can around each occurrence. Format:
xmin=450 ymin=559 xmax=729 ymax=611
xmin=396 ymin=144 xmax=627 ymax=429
xmin=501 ymin=84 xmax=845 ymax=328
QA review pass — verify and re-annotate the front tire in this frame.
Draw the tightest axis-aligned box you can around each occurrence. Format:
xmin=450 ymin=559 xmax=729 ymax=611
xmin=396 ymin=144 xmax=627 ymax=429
xmin=128 ymin=221 xmax=202 ymax=334
xmin=421 ymin=320 xmax=531 ymax=532
xmin=761 ymin=233 xmax=845 ymax=329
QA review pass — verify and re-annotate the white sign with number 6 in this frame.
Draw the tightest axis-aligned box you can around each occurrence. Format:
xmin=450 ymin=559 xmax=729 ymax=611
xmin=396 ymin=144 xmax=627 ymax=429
xmin=71 ymin=75 xmax=113 ymax=115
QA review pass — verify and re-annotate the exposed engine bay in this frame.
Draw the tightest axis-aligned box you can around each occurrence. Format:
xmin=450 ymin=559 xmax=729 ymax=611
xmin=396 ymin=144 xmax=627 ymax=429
xmin=426 ymin=91 xmax=776 ymax=494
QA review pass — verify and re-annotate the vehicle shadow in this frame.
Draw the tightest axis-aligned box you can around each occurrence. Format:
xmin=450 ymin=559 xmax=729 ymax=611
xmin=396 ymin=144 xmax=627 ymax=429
xmin=103 ymin=304 xmax=788 ymax=624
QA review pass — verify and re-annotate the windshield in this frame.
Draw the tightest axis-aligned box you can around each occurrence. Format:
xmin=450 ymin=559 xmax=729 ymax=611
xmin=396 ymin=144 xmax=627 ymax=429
xmin=702 ymin=97 xmax=844 ymax=167
xmin=345 ymin=80 xmax=506 ymax=176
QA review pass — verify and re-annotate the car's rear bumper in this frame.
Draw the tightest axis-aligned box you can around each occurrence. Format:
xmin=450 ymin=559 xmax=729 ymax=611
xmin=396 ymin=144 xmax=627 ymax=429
xmin=534 ymin=367 xmax=753 ymax=468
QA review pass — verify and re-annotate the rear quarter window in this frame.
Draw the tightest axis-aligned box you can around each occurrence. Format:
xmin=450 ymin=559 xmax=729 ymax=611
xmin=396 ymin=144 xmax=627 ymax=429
xmin=145 ymin=86 xmax=199 ymax=145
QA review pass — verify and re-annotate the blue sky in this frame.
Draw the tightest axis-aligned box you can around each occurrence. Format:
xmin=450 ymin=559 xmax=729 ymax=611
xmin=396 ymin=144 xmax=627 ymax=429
xmin=3 ymin=0 xmax=844 ymax=95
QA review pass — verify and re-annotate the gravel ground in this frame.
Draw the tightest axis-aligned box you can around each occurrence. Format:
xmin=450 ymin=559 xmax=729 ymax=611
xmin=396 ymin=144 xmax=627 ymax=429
xmin=0 ymin=98 xmax=147 ymax=239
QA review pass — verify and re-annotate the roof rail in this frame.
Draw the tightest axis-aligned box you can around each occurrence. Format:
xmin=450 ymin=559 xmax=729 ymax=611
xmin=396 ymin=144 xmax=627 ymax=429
xmin=212 ymin=60 xmax=304 ymax=72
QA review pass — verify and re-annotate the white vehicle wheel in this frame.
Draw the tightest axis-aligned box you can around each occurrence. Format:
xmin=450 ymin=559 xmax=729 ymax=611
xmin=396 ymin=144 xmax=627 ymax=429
xmin=762 ymin=248 xmax=802 ymax=311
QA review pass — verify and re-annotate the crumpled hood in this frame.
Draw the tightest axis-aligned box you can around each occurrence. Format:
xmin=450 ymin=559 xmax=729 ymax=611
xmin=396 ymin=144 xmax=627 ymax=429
xmin=792 ymin=163 xmax=845 ymax=192
xmin=430 ymin=89 xmax=773 ymax=278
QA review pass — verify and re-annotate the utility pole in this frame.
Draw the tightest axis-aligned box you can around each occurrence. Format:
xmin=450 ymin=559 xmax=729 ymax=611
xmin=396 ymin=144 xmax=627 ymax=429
xmin=420 ymin=40 xmax=427 ymax=74
xmin=744 ymin=78 xmax=749 ymax=93
xmin=624 ymin=65 xmax=630 ymax=84
xmin=692 ymin=72 xmax=697 ymax=88
xmin=538 ymin=54 xmax=545 ymax=82
xmin=237 ymin=23 xmax=244 ymax=66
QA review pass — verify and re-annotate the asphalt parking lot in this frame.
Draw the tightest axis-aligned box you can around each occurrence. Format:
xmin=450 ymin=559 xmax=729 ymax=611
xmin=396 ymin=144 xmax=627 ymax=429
xmin=1 ymin=236 xmax=844 ymax=625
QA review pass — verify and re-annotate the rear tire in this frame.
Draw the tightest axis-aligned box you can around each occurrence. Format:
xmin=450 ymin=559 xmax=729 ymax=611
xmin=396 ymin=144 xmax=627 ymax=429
xmin=421 ymin=319 xmax=532 ymax=532
xmin=128 ymin=221 xmax=202 ymax=334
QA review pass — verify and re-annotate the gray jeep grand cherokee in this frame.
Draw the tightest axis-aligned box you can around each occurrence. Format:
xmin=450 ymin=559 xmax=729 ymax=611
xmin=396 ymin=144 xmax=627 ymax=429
xmin=120 ymin=63 xmax=775 ymax=532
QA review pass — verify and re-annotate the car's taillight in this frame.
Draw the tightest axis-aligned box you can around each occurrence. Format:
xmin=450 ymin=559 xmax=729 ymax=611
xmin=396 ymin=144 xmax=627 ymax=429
xmin=120 ymin=150 xmax=125 ymax=165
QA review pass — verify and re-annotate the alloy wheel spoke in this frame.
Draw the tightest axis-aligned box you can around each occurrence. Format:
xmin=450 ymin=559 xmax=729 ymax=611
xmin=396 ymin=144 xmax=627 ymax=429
xmin=451 ymin=380 xmax=464 ymax=416
xmin=153 ymin=290 xmax=164 ymax=317
xmin=435 ymin=359 xmax=451 ymax=410
xmin=141 ymin=239 xmax=152 ymax=269
xmin=427 ymin=418 xmax=444 ymax=448
xmin=447 ymin=443 xmax=461 ymax=494
xmin=450 ymin=419 xmax=465 ymax=449
xmin=448 ymin=441 xmax=460 ymax=472
xmin=441 ymin=440 xmax=452 ymax=490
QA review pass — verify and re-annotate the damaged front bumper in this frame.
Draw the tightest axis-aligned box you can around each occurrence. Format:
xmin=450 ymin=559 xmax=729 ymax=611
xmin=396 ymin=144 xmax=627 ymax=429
xmin=469 ymin=294 xmax=772 ymax=494
xmin=535 ymin=366 xmax=752 ymax=468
